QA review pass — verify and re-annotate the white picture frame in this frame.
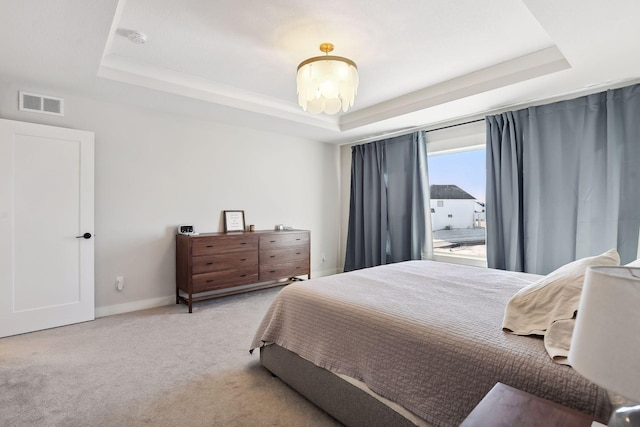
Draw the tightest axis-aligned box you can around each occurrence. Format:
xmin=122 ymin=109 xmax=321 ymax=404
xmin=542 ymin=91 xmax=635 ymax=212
xmin=223 ymin=210 xmax=245 ymax=232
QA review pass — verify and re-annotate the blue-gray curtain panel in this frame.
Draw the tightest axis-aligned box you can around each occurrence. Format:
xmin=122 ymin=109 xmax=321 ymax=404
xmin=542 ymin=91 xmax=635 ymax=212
xmin=486 ymin=84 xmax=640 ymax=274
xmin=344 ymin=131 xmax=431 ymax=271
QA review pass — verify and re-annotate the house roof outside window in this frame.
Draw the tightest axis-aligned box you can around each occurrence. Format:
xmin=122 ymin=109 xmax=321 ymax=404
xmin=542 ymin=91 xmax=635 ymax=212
xmin=430 ymin=184 xmax=476 ymax=200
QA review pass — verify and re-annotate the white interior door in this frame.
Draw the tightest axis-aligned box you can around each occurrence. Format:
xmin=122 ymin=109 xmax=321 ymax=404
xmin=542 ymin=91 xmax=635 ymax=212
xmin=0 ymin=119 xmax=94 ymax=338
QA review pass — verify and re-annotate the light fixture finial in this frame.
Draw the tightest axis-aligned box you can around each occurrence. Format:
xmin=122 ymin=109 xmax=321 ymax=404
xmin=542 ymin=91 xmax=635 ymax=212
xmin=319 ymin=43 xmax=334 ymax=54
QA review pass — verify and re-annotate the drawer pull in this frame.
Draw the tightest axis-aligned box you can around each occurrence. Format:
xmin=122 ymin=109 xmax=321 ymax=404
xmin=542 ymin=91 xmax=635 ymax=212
xmin=206 ymin=245 xmax=213 ymax=248
xmin=270 ymin=270 xmax=276 ymax=273
xmin=240 ymin=258 xmax=247 ymax=261
xmin=206 ymin=279 xmax=214 ymax=283
xmin=206 ymin=262 xmax=213 ymax=265
xmin=296 ymin=252 xmax=301 ymax=255
xmin=270 ymin=240 xmax=276 ymax=243
xmin=296 ymin=266 xmax=301 ymax=269
xmin=240 ymin=274 xmax=247 ymax=277
xmin=270 ymin=255 xmax=276 ymax=258
xmin=241 ymin=242 xmax=247 ymax=245
xmin=296 ymin=238 xmax=301 ymax=241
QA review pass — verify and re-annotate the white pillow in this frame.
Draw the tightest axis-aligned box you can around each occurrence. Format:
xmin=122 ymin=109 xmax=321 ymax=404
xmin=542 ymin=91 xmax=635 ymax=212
xmin=626 ymin=259 xmax=640 ymax=267
xmin=544 ymin=318 xmax=575 ymax=365
xmin=503 ymin=248 xmax=619 ymax=335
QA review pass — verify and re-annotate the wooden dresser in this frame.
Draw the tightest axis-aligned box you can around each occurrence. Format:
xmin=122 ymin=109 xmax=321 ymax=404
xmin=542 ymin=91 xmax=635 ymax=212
xmin=176 ymin=230 xmax=310 ymax=312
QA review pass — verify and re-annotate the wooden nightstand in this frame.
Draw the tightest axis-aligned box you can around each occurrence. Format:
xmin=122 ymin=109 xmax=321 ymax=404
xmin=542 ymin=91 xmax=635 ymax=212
xmin=460 ymin=382 xmax=604 ymax=427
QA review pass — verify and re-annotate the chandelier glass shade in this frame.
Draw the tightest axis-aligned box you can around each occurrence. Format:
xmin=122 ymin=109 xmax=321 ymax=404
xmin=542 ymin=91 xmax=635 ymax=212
xmin=296 ymin=43 xmax=359 ymax=115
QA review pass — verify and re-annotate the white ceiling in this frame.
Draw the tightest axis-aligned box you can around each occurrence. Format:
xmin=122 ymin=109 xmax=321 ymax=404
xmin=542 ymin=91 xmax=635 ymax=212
xmin=0 ymin=0 xmax=639 ymax=144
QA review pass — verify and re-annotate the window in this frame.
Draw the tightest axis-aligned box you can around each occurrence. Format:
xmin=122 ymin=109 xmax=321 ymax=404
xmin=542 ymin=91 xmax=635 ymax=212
xmin=428 ymin=148 xmax=486 ymax=261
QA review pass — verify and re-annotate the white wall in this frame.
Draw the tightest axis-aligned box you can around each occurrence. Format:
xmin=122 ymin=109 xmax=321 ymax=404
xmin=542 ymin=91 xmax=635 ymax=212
xmin=430 ymin=199 xmax=476 ymax=230
xmin=0 ymin=81 xmax=341 ymax=315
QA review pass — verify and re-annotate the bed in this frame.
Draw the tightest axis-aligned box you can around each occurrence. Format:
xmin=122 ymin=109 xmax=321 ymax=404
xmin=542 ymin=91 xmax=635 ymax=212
xmin=250 ymin=260 xmax=611 ymax=426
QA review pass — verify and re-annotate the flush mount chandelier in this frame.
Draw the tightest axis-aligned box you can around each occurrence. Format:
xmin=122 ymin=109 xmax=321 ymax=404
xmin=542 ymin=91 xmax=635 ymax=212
xmin=296 ymin=43 xmax=359 ymax=115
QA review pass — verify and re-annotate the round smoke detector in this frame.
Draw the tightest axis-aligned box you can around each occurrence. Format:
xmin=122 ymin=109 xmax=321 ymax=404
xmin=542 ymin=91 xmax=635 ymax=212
xmin=127 ymin=31 xmax=147 ymax=44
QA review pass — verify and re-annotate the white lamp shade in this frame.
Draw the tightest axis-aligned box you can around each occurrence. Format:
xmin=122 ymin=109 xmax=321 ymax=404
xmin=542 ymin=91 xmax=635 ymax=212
xmin=569 ymin=266 xmax=640 ymax=402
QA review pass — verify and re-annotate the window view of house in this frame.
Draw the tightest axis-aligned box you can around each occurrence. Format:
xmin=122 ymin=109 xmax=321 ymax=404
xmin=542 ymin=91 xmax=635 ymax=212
xmin=428 ymin=148 xmax=486 ymax=259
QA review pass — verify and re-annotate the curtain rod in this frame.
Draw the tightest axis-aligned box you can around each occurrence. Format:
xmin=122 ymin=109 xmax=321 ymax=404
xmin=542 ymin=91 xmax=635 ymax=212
xmin=344 ymin=118 xmax=485 ymax=146
xmin=424 ymin=118 xmax=484 ymax=133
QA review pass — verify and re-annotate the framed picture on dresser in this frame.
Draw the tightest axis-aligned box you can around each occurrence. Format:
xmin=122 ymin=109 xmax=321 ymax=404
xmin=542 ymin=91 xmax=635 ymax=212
xmin=223 ymin=210 xmax=245 ymax=232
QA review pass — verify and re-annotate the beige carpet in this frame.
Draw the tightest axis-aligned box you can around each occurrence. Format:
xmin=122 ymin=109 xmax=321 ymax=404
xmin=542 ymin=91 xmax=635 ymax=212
xmin=0 ymin=287 xmax=342 ymax=426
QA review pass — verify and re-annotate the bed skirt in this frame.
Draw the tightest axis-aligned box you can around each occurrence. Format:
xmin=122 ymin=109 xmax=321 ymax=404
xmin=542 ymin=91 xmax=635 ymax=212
xmin=260 ymin=344 xmax=429 ymax=427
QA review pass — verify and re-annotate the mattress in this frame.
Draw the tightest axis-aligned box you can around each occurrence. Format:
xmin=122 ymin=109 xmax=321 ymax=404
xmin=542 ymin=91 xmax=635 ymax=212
xmin=250 ymin=260 xmax=611 ymax=426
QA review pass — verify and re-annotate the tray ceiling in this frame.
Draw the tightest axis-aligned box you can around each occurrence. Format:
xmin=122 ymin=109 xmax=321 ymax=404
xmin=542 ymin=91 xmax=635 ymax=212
xmin=0 ymin=0 xmax=639 ymax=143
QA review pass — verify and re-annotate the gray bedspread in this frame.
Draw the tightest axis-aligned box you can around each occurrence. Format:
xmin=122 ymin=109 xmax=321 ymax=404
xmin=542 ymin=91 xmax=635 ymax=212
xmin=250 ymin=260 xmax=611 ymax=426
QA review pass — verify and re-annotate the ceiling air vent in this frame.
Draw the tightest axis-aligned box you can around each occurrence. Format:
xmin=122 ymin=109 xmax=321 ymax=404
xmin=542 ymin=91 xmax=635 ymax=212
xmin=19 ymin=91 xmax=64 ymax=116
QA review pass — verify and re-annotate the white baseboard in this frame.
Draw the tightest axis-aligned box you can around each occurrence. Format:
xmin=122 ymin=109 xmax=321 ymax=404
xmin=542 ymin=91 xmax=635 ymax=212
xmin=96 ymin=269 xmax=342 ymax=318
xmin=95 ymin=295 xmax=174 ymax=318
xmin=432 ymin=253 xmax=487 ymax=268
xmin=311 ymin=268 xmax=340 ymax=278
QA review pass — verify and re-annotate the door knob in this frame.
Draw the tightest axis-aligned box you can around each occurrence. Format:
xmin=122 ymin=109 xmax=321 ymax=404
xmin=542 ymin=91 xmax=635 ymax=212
xmin=76 ymin=233 xmax=92 ymax=239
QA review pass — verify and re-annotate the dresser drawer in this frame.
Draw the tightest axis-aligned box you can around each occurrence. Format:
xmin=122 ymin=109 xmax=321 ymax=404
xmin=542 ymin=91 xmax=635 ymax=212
xmin=192 ymin=268 xmax=259 ymax=293
xmin=260 ymin=232 xmax=309 ymax=249
xmin=192 ymin=234 xmax=258 ymax=256
xmin=260 ymin=260 xmax=310 ymax=281
xmin=192 ymin=251 xmax=258 ymax=274
xmin=260 ymin=246 xmax=309 ymax=266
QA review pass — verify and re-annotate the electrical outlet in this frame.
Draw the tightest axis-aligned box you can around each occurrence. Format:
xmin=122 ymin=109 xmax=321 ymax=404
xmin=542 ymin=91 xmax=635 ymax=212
xmin=115 ymin=276 xmax=124 ymax=291
xmin=322 ymin=253 xmax=326 ymax=262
